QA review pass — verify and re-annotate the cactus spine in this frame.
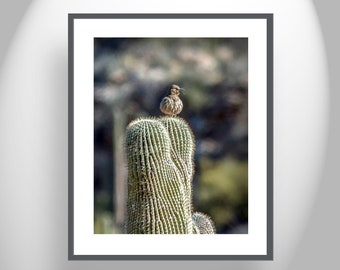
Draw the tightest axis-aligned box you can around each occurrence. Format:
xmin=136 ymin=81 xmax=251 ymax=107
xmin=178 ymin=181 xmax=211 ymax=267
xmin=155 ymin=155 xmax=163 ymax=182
xmin=125 ymin=116 xmax=215 ymax=234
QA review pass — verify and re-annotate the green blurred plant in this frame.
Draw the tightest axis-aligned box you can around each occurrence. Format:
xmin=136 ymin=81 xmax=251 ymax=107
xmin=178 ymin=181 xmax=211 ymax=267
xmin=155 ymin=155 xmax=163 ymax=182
xmin=94 ymin=211 xmax=121 ymax=234
xmin=198 ymin=157 xmax=248 ymax=232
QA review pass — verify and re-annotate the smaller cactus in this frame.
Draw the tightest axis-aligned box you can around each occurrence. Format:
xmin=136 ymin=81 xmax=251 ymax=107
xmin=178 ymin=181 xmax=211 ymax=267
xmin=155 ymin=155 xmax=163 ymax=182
xmin=192 ymin=212 xmax=216 ymax=234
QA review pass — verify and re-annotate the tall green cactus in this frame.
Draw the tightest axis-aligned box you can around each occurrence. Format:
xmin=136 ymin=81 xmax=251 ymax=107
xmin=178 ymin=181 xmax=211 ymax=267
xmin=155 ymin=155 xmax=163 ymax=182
xmin=125 ymin=116 xmax=215 ymax=234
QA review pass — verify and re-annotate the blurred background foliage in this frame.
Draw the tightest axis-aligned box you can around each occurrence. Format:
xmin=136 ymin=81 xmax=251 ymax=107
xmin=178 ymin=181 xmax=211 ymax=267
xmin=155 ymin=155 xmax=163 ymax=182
xmin=94 ymin=38 xmax=248 ymax=234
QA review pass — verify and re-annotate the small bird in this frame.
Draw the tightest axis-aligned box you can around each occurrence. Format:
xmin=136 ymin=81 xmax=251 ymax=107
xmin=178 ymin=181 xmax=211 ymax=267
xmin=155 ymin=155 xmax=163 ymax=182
xmin=160 ymin=84 xmax=183 ymax=117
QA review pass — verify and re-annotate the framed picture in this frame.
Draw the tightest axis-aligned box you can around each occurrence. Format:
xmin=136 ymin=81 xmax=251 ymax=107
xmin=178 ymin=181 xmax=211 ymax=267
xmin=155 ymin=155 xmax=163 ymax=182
xmin=69 ymin=13 xmax=273 ymax=260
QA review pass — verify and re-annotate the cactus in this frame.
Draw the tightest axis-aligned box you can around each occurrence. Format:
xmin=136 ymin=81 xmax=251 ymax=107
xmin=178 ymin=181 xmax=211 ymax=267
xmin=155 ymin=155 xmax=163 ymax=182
xmin=192 ymin=212 xmax=216 ymax=234
xmin=125 ymin=116 xmax=215 ymax=234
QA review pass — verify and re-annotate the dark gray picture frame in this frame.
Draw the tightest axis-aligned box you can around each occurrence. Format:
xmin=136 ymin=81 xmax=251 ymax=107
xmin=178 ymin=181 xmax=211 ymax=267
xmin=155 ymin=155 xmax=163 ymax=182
xmin=68 ymin=13 xmax=273 ymax=261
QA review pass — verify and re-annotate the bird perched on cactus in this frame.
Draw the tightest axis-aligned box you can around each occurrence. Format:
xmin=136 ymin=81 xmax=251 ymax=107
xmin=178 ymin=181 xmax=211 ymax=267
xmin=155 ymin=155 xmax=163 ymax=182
xmin=160 ymin=84 xmax=183 ymax=117
xmin=125 ymin=83 xmax=215 ymax=234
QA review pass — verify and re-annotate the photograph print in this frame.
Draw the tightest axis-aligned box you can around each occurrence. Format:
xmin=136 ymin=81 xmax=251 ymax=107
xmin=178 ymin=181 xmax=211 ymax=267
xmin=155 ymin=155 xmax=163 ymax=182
xmin=94 ymin=37 xmax=249 ymax=235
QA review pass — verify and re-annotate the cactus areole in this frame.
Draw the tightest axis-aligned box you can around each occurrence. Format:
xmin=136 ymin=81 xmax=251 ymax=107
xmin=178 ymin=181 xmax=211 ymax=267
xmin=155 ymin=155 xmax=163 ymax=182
xmin=125 ymin=116 xmax=215 ymax=234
